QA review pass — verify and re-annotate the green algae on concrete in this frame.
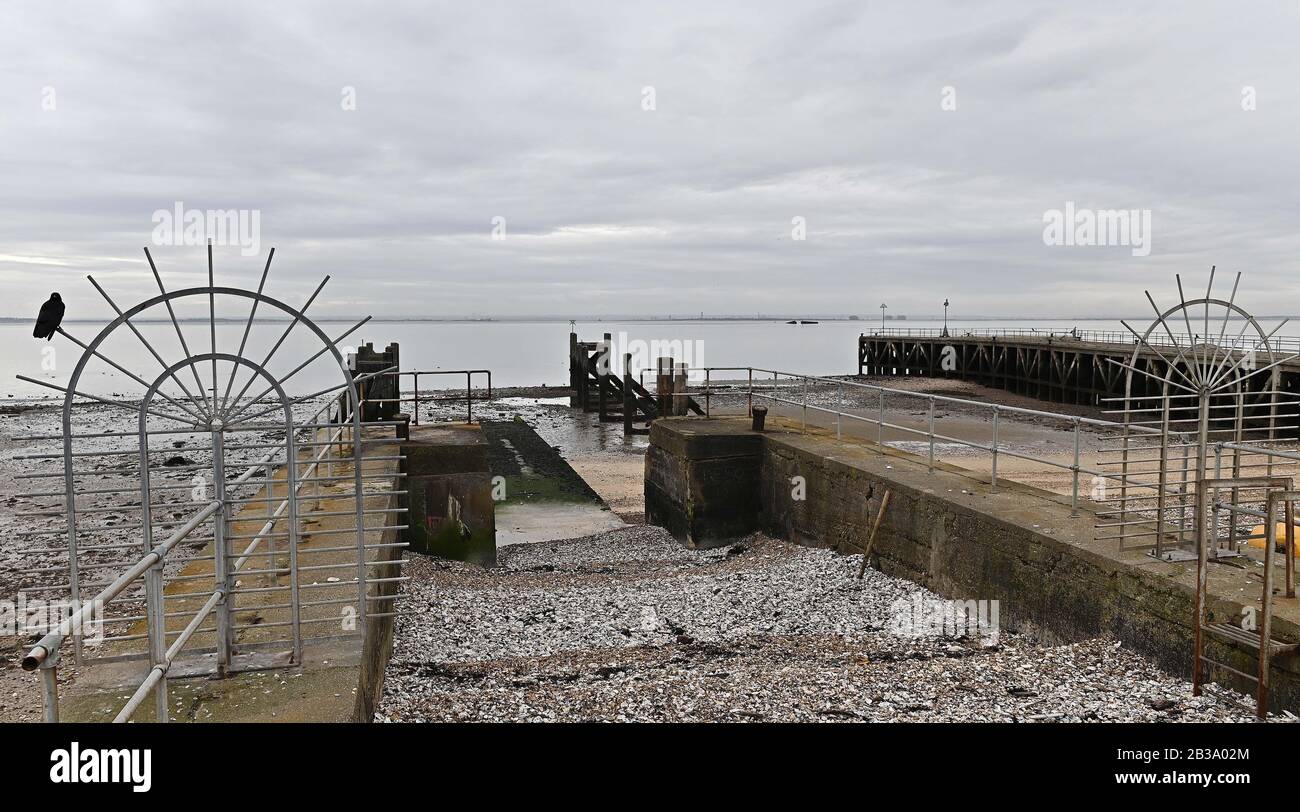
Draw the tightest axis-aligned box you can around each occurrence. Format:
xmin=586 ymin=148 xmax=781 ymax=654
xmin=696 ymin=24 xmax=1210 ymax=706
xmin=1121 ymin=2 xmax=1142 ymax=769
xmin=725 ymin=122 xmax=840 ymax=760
xmin=479 ymin=417 xmax=606 ymax=506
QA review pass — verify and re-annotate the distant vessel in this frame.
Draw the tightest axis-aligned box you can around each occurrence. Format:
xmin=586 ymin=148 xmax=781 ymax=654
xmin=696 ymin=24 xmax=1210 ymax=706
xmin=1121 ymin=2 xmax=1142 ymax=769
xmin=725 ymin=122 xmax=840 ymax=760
xmin=800 ymin=320 xmax=818 ymax=324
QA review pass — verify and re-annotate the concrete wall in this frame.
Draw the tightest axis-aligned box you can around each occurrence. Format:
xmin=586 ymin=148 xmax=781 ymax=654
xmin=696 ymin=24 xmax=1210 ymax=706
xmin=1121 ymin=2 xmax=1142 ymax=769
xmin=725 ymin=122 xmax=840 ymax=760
xmin=644 ymin=424 xmax=762 ymax=547
xmin=353 ymin=490 xmax=406 ymax=723
xmin=645 ymin=416 xmax=1300 ymax=712
xmin=401 ymin=423 xmax=496 ymax=566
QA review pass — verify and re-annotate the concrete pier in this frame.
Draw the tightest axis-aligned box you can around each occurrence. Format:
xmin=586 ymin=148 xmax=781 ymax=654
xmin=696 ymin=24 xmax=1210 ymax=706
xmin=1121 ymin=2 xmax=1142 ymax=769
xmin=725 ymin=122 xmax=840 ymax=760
xmin=646 ymin=415 xmax=1300 ymax=712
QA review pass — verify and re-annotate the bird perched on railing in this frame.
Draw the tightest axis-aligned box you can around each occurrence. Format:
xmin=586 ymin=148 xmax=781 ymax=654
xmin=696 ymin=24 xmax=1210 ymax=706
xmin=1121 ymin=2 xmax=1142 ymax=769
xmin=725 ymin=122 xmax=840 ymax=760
xmin=32 ymin=293 xmax=64 ymax=340
xmin=32 ymin=291 xmax=64 ymax=337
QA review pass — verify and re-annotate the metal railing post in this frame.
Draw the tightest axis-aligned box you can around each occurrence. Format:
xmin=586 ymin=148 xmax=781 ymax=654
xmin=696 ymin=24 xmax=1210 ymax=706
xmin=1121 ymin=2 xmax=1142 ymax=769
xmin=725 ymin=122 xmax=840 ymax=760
xmin=1071 ymin=417 xmax=1081 ymax=517
xmin=836 ymin=381 xmax=842 ymax=439
xmin=39 ymin=652 xmax=59 ymax=723
xmin=705 ymin=368 xmax=711 ymax=417
xmin=145 ymin=558 xmax=168 ymax=722
xmin=212 ymin=429 xmax=233 ymax=677
xmin=284 ymin=427 xmax=303 ymax=664
xmin=466 ymin=370 xmax=473 ymax=424
xmin=413 ymin=372 xmax=420 ymax=425
xmin=991 ymin=406 xmax=999 ymax=492
xmin=747 ymin=368 xmax=753 ymax=416
xmin=877 ymin=388 xmax=885 ymax=453
xmin=802 ymin=376 xmax=808 ymax=433
xmin=927 ymin=397 xmax=936 ymax=471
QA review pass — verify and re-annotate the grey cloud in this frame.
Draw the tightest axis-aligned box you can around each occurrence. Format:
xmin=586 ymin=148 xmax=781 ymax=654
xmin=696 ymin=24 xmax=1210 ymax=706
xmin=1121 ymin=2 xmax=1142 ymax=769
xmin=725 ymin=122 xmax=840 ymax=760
xmin=1 ymin=0 xmax=1298 ymax=321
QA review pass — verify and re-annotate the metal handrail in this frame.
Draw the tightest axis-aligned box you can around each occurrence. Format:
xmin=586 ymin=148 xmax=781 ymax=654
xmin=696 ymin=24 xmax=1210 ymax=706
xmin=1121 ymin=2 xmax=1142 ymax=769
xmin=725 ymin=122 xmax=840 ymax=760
xmin=20 ymin=395 xmax=385 ymax=723
xmin=367 ymin=369 xmax=493 ymax=424
xmin=20 ymin=499 xmax=224 ymax=671
xmin=653 ymin=365 xmax=1264 ymax=517
xmin=861 ymin=326 xmax=1300 ymax=353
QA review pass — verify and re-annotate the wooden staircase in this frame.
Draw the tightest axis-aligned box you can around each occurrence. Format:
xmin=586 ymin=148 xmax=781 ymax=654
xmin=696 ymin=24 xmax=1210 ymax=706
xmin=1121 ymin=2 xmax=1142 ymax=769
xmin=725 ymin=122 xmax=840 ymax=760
xmin=570 ymin=333 xmax=702 ymax=435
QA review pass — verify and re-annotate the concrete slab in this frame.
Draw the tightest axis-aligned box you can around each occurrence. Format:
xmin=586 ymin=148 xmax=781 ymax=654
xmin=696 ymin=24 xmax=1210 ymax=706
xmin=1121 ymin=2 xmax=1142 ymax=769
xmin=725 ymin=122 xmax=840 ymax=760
xmin=496 ymin=502 xmax=625 ymax=547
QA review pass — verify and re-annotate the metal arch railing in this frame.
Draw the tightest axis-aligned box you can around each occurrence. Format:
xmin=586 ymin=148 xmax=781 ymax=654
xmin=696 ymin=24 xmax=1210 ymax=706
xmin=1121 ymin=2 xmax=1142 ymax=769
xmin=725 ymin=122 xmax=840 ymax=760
xmin=10 ymin=250 xmax=413 ymax=723
xmin=17 ymin=389 xmax=409 ymax=723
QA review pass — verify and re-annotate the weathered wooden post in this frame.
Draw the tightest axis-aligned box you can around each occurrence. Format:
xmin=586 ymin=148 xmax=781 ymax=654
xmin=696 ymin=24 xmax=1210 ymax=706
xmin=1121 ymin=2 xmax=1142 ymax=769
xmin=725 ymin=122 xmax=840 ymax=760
xmin=673 ymin=362 xmax=687 ymax=417
xmin=353 ymin=341 xmax=400 ymax=422
xmin=569 ymin=332 xmax=580 ymax=408
xmin=577 ymin=341 xmax=590 ymax=412
xmin=597 ymin=333 xmax=611 ymax=422
xmin=623 ymin=352 xmax=634 ymax=435
xmin=656 ymin=356 xmax=673 ymax=416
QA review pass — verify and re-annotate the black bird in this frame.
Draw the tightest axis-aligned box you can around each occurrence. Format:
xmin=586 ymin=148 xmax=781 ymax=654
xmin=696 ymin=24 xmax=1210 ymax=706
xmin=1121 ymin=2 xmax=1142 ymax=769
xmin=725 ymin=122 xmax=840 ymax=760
xmin=33 ymin=293 xmax=64 ymax=340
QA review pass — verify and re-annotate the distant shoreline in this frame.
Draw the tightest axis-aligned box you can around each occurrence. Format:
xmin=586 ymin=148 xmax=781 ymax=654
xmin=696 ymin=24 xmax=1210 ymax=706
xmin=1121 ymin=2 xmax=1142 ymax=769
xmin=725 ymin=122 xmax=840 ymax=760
xmin=0 ymin=315 xmax=1268 ymax=325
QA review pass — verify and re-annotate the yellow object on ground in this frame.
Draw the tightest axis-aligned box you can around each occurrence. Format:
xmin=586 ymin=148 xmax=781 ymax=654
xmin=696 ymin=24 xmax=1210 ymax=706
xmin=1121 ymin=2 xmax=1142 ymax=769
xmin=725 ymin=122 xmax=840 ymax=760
xmin=1247 ymin=522 xmax=1300 ymax=554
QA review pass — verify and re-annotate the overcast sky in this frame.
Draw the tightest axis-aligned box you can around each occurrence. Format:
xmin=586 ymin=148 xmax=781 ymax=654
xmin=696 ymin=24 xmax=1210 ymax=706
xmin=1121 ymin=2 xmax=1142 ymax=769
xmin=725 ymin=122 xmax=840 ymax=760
xmin=2 ymin=1 xmax=1299 ymax=320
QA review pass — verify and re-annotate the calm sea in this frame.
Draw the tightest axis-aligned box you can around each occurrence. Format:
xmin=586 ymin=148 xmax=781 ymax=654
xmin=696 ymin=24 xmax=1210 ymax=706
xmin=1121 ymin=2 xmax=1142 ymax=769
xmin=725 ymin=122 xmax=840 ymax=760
xmin=0 ymin=318 xmax=1126 ymax=400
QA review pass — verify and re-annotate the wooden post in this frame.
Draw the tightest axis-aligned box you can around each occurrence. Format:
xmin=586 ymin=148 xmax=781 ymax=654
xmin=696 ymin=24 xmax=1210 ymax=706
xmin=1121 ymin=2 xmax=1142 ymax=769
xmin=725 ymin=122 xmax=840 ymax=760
xmin=569 ymin=332 xmax=580 ymax=407
xmin=623 ymin=352 xmax=634 ymax=436
xmin=673 ymin=362 xmax=687 ymax=417
xmin=598 ymin=333 xmax=611 ymax=422
xmin=656 ymin=356 xmax=673 ymax=416
xmin=856 ymin=491 xmax=893 ymax=579
xmin=577 ymin=342 xmax=590 ymax=412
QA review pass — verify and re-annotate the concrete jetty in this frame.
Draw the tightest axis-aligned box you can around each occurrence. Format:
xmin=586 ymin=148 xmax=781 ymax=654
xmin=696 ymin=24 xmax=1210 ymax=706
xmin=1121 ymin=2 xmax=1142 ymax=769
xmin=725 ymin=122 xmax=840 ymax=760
xmin=646 ymin=414 xmax=1300 ymax=712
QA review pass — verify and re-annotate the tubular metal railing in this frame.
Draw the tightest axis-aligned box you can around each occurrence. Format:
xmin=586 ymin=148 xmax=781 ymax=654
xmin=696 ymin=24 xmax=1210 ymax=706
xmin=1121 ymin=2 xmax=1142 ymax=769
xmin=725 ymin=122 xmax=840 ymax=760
xmin=643 ymin=366 xmax=1300 ymax=523
xmin=861 ymin=326 xmax=1300 ymax=354
xmin=10 ymin=253 xmax=419 ymax=724
xmin=361 ymin=369 xmax=493 ymax=424
xmin=17 ymin=390 xmax=409 ymax=723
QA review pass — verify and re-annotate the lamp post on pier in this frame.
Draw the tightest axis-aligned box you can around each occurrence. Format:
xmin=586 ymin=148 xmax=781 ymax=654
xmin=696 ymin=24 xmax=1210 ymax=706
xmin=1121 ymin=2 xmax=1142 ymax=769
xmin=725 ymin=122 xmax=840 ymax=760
xmin=879 ymin=302 xmax=887 ymax=333
xmin=942 ymin=298 xmax=949 ymax=337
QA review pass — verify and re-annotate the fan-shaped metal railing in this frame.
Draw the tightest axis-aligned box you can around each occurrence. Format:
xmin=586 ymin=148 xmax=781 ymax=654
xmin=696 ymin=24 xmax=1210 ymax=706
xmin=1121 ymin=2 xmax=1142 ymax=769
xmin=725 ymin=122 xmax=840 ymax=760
xmin=12 ymin=246 xmax=408 ymax=722
xmin=1098 ymin=270 xmax=1300 ymax=560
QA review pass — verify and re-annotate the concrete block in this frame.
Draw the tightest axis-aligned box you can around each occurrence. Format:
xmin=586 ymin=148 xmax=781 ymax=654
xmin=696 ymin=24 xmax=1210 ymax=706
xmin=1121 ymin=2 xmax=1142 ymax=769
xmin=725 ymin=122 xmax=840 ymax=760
xmin=401 ymin=423 xmax=495 ymax=565
xmin=644 ymin=426 xmax=762 ymax=548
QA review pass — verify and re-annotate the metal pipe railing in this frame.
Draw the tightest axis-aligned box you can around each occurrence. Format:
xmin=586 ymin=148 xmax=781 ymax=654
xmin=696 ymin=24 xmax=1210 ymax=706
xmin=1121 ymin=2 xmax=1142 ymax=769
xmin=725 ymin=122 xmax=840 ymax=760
xmin=652 ymin=366 xmax=1300 ymax=516
xmin=20 ymin=391 xmax=404 ymax=723
xmin=21 ymin=499 xmax=224 ymax=672
xmin=860 ymin=326 xmax=1300 ymax=354
xmin=364 ymin=369 xmax=492 ymax=424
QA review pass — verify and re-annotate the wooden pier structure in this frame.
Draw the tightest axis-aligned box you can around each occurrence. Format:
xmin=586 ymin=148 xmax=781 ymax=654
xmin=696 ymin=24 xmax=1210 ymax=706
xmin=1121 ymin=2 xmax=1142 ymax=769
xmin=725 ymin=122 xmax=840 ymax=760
xmin=569 ymin=332 xmax=702 ymax=435
xmin=858 ymin=330 xmax=1300 ymax=432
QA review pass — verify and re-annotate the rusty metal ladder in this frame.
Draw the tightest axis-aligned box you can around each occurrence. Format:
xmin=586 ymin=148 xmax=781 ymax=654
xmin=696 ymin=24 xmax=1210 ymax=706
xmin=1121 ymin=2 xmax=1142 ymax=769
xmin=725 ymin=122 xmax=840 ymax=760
xmin=1193 ymin=477 xmax=1299 ymax=718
